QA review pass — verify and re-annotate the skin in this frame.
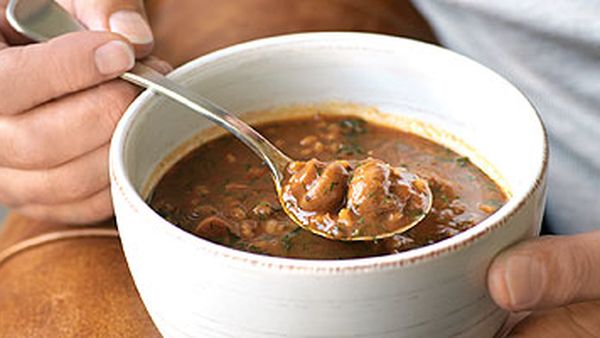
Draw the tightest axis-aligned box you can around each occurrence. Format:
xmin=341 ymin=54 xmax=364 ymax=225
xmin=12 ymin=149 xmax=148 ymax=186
xmin=0 ymin=0 xmax=170 ymax=223
xmin=0 ymin=0 xmax=597 ymax=334
xmin=488 ymin=231 xmax=600 ymax=336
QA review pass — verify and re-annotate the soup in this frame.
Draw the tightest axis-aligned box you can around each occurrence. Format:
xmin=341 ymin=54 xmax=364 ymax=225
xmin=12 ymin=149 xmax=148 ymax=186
xmin=148 ymin=112 xmax=506 ymax=259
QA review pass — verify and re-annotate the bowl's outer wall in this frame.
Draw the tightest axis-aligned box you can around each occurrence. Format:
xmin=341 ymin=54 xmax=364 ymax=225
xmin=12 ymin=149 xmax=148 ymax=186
xmin=113 ymin=182 xmax=545 ymax=337
xmin=110 ymin=33 xmax=548 ymax=338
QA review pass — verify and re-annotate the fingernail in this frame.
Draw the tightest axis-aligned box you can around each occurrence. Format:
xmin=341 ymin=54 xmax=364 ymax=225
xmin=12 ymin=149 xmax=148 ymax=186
xmin=109 ymin=10 xmax=154 ymax=45
xmin=154 ymin=60 xmax=173 ymax=74
xmin=144 ymin=57 xmax=173 ymax=74
xmin=504 ymin=255 xmax=545 ymax=309
xmin=94 ymin=40 xmax=135 ymax=75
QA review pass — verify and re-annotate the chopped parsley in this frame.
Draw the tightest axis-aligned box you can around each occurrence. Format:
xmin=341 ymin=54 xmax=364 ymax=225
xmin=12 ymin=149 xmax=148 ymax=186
xmin=337 ymin=143 xmax=365 ymax=156
xmin=246 ymin=244 xmax=266 ymax=255
xmin=281 ymin=227 xmax=302 ymax=251
xmin=339 ymin=118 xmax=367 ymax=135
xmin=314 ymin=163 xmax=322 ymax=176
xmin=328 ymin=182 xmax=339 ymax=193
xmin=456 ymin=157 xmax=470 ymax=167
xmin=405 ymin=208 xmax=425 ymax=219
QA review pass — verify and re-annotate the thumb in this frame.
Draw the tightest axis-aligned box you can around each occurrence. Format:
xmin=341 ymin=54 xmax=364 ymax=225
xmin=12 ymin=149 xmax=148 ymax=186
xmin=58 ymin=0 xmax=153 ymax=57
xmin=488 ymin=231 xmax=600 ymax=311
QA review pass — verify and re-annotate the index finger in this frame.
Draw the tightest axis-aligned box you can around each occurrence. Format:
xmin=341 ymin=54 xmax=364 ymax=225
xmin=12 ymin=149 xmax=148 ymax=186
xmin=58 ymin=0 xmax=153 ymax=57
xmin=0 ymin=31 xmax=134 ymax=115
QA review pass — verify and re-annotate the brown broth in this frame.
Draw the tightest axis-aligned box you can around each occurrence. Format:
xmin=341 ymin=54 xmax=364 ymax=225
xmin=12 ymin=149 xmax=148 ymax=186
xmin=148 ymin=114 xmax=507 ymax=259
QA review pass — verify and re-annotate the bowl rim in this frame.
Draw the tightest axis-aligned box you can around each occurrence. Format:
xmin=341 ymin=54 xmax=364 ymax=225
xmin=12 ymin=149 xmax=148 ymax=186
xmin=110 ymin=32 xmax=548 ymax=274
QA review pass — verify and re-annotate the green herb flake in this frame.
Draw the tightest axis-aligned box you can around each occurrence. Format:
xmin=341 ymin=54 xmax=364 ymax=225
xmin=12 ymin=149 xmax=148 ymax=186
xmin=328 ymin=181 xmax=339 ymax=193
xmin=339 ymin=118 xmax=367 ymax=135
xmin=347 ymin=172 xmax=355 ymax=183
xmin=281 ymin=227 xmax=302 ymax=251
xmin=247 ymin=244 xmax=266 ymax=255
xmin=405 ymin=208 xmax=424 ymax=219
xmin=314 ymin=163 xmax=322 ymax=176
xmin=227 ymin=234 xmax=241 ymax=247
xmin=456 ymin=157 xmax=470 ymax=167
xmin=337 ymin=143 xmax=365 ymax=156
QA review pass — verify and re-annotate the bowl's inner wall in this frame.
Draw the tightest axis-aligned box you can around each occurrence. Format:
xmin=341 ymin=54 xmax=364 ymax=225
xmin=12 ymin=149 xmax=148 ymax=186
xmin=124 ymin=36 xmax=544 ymax=208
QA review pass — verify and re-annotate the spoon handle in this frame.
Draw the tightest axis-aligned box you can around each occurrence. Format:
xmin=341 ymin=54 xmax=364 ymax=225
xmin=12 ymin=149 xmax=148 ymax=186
xmin=124 ymin=63 xmax=291 ymax=182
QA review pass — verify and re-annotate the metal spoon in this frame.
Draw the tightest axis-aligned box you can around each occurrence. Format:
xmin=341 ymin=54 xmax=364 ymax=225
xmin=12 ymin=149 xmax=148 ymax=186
xmin=6 ymin=0 xmax=432 ymax=241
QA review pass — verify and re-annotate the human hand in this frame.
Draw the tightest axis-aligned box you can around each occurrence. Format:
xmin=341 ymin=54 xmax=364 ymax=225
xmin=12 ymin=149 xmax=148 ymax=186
xmin=0 ymin=0 xmax=170 ymax=224
xmin=488 ymin=231 xmax=600 ymax=337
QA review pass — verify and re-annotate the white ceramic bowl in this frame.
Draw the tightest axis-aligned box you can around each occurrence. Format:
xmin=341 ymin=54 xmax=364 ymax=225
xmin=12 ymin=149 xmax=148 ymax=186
xmin=110 ymin=33 xmax=547 ymax=338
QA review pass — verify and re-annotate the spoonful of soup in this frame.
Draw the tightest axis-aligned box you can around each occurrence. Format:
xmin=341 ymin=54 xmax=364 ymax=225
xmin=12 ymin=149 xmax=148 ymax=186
xmin=281 ymin=158 xmax=432 ymax=241
xmin=6 ymin=0 xmax=432 ymax=241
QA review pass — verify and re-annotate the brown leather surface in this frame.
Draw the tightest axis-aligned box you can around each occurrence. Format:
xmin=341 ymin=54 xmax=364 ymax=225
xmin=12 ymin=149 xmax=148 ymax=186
xmin=0 ymin=1 xmax=435 ymax=336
